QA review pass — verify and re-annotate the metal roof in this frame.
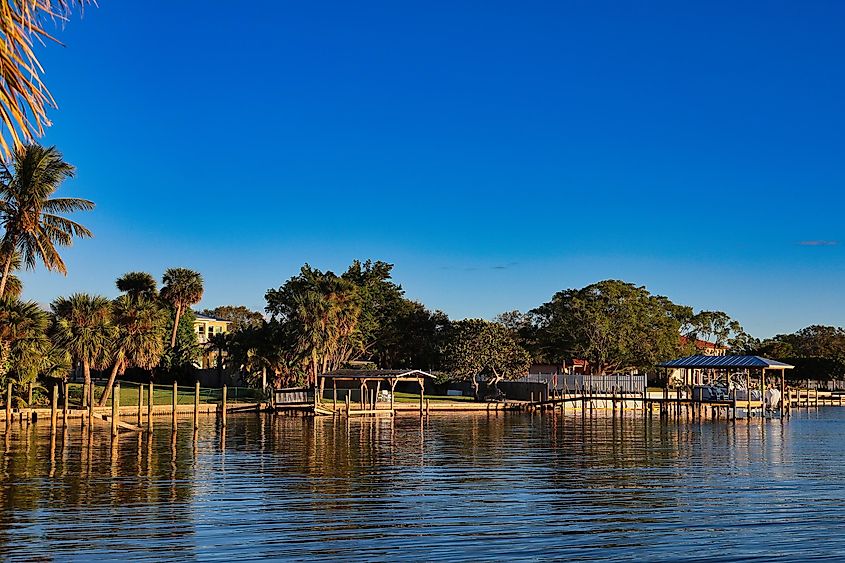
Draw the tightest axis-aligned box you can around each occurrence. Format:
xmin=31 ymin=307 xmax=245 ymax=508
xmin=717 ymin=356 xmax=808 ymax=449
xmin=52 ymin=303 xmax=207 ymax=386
xmin=657 ymin=355 xmax=794 ymax=369
xmin=321 ymin=369 xmax=434 ymax=379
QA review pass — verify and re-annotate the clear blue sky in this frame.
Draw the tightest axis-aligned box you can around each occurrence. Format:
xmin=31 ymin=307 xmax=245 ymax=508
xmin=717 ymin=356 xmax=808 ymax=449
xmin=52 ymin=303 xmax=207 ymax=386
xmin=18 ymin=0 xmax=845 ymax=339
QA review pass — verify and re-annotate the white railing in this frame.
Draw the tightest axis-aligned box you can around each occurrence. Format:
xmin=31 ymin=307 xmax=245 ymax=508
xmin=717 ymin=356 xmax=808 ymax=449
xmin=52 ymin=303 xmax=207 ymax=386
xmin=521 ymin=373 xmax=647 ymax=394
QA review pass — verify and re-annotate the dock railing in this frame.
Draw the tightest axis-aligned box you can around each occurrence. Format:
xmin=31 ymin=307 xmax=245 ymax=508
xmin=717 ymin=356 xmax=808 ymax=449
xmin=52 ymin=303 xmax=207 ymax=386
xmin=522 ymin=373 xmax=647 ymax=395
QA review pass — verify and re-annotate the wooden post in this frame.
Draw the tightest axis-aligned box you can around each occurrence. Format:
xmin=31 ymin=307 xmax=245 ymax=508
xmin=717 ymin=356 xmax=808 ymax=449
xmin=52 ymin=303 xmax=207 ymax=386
xmin=390 ymin=380 xmax=396 ymax=412
xmin=746 ymin=372 xmax=751 ymax=417
xmin=172 ymin=381 xmax=178 ymax=429
xmin=27 ymin=381 xmax=32 ymax=407
xmin=62 ymin=382 xmax=68 ymax=426
xmin=345 ymin=393 xmax=350 ymax=415
xmin=419 ymin=378 xmax=424 ymax=416
xmin=780 ymin=369 xmax=786 ymax=417
xmin=221 ymin=384 xmax=228 ymax=428
xmin=194 ymin=381 xmax=200 ymax=431
xmin=51 ymin=384 xmax=58 ymax=429
xmin=88 ymin=381 xmax=94 ymax=427
xmin=138 ymin=384 xmax=144 ymax=423
xmin=148 ymin=382 xmax=154 ymax=430
xmin=5 ymin=382 xmax=11 ymax=425
xmin=112 ymin=382 xmax=120 ymax=437
xmin=333 ymin=380 xmax=337 ymax=411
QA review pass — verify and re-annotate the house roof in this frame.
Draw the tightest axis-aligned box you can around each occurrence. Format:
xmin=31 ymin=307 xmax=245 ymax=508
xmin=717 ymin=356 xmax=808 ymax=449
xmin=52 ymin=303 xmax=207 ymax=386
xmin=657 ymin=355 xmax=794 ymax=369
xmin=320 ymin=369 xmax=433 ymax=380
xmin=193 ymin=312 xmax=232 ymax=323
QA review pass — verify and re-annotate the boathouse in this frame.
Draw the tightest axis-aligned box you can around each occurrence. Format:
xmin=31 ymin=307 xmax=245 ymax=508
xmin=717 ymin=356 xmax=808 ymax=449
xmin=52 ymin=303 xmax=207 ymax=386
xmin=657 ymin=355 xmax=794 ymax=414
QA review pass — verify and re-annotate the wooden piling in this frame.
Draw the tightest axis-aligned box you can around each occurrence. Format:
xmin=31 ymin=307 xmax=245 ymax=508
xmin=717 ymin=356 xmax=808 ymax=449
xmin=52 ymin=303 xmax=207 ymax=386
xmin=6 ymin=382 xmax=11 ymax=425
xmin=194 ymin=381 xmax=200 ymax=431
xmin=345 ymin=393 xmax=350 ymax=415
xmin=51 ymin=384 xmax=58 ymax=428
xmin=138 ymin=384 xmax=144 ymax=423
xmin=148 ymin=382 xmax=154 ymax=430
xmin=111 ymin=383 xmax=120 ymax=437
xmin=172 ymin=381 xmax=178 ymax=429
xmin=62 ymin=382 xmax=68 ymax=427
xmin=221 ymin=385 xmax=228 ymax=428
xmin=88 ymin=381 xmax=94 ymax=428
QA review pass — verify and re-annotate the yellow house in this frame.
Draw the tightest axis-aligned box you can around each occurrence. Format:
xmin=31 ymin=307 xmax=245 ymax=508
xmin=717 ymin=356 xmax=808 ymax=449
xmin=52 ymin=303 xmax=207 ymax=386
xmin=194 ymin=313 xmax=232 ymax=370
xmin=194 ymin=312 xmax=232 ymax=344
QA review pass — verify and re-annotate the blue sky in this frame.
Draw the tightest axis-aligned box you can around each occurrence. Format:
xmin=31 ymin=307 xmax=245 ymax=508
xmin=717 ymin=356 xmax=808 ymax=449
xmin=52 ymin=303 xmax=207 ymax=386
xmin=17 ymin=0 xmax=845 ymax=338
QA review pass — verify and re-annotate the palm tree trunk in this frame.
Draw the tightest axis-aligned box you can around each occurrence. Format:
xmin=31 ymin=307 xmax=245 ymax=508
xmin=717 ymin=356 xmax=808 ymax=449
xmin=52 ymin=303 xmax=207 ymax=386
xmin=98 ymin=360 xmax=122 ymax=407
xmin=0 ymin=251 xmax=15 ymax=298
xmin=170 ymin=303 xmax=183 ymax=348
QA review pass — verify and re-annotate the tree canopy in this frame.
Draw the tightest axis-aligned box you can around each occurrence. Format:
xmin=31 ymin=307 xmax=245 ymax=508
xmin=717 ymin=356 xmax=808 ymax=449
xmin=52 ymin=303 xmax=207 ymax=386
xmin=532 ymin=280 xmax=689 ymax=374
xmin=442 ymin=319 xmax=531 ymax=398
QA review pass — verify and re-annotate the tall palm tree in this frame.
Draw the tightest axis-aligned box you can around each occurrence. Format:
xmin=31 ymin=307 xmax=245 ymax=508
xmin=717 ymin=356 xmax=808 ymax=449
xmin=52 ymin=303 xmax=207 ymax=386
xmin=98 ymin=295 xmax=167 ymax=406
xmin=51 ymin=293 xmax=113 ymax=405
xmin=0 ymin=144 xmax=94 ymax=296
xmin=0 ymin=1 xmax=95 ymax=159
xmin=116 ymin=271 xmax=158 ymax=302
xmin=160 ymin=268 xmax=204 ymax=348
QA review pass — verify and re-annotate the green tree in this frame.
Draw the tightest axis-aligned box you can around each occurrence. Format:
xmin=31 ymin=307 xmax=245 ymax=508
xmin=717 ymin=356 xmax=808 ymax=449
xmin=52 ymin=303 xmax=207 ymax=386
xmin=265 ymin=264 xmax=362 ymax=385
xmin=116 ymin=271 xmax=158 ymax=302
xmin=442 ymin=319 xmax=531 ymax=399
xmin=205 ymin=332 xmax=230 ymax=377
xmin=0 ymin=144 xmax=94 ymax=296
xmin=158 ymin=308 xmax=200 ymax=379
xmin=98 ymin=295 xmax=168 ymax=406
xmin=0 ymin=297 xmax=50 ymax=388
xmin=533 ymin=280 xmax=689 ymax=374
xmin=160 ymin=267 xmax=204 ymax=348
xmin=51 ymin=293 xmax=113 ymax=403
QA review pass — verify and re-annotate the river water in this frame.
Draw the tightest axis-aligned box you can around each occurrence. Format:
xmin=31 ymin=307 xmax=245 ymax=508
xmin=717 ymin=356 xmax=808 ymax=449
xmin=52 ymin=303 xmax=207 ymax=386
xmin=0 ymin=409 xmax=842 ymax=561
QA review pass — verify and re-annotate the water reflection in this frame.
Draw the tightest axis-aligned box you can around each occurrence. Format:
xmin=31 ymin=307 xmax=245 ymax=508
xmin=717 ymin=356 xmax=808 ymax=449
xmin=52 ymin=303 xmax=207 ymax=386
xmin=0 ymin=411 xmax=840 ymax=560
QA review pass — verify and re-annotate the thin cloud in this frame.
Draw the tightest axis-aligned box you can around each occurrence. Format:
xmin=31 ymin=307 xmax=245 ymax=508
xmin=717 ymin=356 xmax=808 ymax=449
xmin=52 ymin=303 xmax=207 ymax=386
xmin=799 ymin=240 xmax=838 ymax=247
xmin=440 ymin=262 xmax=519 ymax=271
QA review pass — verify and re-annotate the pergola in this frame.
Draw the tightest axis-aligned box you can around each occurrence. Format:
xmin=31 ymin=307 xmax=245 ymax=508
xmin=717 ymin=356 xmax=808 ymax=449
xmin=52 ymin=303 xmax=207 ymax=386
xmin=657 ymin=355 xmax=794 ymax=414
xmin=318 ymin=369 xmax=432 ymax=412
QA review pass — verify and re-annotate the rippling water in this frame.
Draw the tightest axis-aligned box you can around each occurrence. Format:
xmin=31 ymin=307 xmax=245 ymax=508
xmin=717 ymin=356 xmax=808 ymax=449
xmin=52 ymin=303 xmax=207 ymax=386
xmin=0 ymin=408 xmax=842 ymax=561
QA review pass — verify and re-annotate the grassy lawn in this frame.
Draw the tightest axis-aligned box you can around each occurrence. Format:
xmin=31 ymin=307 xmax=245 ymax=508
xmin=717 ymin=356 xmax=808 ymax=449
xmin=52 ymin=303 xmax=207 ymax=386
xmin=65 ymin=381 xmax=263 ymax=407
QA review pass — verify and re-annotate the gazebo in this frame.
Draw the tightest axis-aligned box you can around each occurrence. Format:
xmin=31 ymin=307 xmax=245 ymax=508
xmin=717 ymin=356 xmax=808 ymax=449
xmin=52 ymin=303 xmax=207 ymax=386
xmin=657 ymin=355 xmax=794 ymax=415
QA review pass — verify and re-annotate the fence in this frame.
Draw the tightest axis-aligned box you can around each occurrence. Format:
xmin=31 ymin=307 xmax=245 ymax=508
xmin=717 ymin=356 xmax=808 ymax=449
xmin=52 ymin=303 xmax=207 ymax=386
xmin=520 ymin=373 xmax=647 ymax=394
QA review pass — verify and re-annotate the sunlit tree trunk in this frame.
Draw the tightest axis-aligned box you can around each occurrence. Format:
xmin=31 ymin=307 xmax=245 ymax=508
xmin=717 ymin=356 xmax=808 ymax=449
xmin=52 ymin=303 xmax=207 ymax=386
xmin=0 ymin=251 xmax=15 ymax=297
xmin=170 ymin=303 xmax=183 ymax=348
xmin=98 ymin=359 xmax=122 ymax=406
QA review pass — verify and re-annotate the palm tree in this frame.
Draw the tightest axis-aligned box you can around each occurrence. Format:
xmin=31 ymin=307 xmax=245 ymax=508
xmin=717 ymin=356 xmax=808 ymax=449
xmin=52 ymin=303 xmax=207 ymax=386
xmin=0 ymin=144 xmax=94 ymax=296
xmin=0 ymin=296 xmax=48 ymax=382
xmin=116 ymin=271 xmax=158 ymax=302
xmin=98 ymin=295 xmax=167 ymax=406
xmin=51 ymin=293 xmax=113 ymax=405
xmin=205 ymin=332 xmax=230 ymax=379
xmin=160 ymin=268 xmax=204 ymax=348
xmin=0 ymin=2 xmax=95 ymax=159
